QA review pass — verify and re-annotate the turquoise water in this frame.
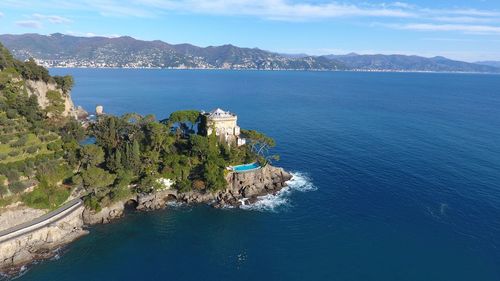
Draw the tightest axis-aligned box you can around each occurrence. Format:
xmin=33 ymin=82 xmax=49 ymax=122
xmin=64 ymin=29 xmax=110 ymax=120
xmin=11 ymin=69 xmax=500 ymax=281
xmin=232 ymin=163 xmax=260 ymax=172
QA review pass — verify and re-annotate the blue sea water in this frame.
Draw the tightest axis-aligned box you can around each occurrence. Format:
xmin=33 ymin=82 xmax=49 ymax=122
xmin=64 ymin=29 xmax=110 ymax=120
xmin=15 ymin=70 xmax=500 ymax=280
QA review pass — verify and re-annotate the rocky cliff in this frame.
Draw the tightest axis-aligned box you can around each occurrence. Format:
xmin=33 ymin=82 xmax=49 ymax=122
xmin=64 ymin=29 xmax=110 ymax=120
xmin=0 ymin=205 xmax=45 ymax=232
xmin=0 ymin=204 xmax=87 ymax=274
xmin=180 ymin=165 xmax=291 ymax=206
xmin=82 ymin=165 xmax=292 ymax=225
xmin=23 ymin=79 xmax=84 ymax=119
xmin=219 ymin=165 xmax=292 ymax=206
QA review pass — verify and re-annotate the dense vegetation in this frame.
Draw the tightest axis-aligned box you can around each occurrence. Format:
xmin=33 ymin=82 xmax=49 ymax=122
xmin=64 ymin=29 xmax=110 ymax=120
xmin=0 ymin=43 xmax=276 ymax=211
xmin=80 ymin=111 xmax=269 ymax=210
xmin=0 ymin=43 xmax=82 ymax=209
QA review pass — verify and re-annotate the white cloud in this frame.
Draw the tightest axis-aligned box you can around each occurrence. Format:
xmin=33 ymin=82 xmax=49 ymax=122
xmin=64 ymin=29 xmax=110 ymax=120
xmin=134 ymin=0 xmax=415 ymax=19
xmin=15 ymin=20 xmax=42 ymax=29
xmin=0 ymin=11 xmax=4 ymax=18
xmin=392 ymin=23 xmax=500 ymax=34
xmin=65 ymin=30 xmax=121 ymax=38
xmin=32 ymin=13 xmax=72 ymax=24
xmin=5 ymin=0 xmax=500 ymax=36
xmin=77 ymin=1 xmax=500 ymax=38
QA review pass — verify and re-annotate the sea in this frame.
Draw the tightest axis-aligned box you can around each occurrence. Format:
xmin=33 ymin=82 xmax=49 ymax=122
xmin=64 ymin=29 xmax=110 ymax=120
xmin=10 ymin=69 xmax=500 ymax=281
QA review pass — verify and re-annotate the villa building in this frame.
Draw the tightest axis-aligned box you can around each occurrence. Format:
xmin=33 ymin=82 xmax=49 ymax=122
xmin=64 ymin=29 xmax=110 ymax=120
xmin=202 ymin=108 xmax=246 ymax=146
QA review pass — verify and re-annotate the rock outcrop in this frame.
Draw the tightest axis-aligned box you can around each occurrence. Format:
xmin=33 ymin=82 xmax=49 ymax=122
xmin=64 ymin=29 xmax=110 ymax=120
xmin=24 ymin=80 xmax=75 ymax=117
xmin=82 ymin=165 xmax=291 ymax=225
xmin=82 ymin=189 xmax=179 ymax=225
xmin=136 ymin=189 xmax=178 ymax=211
xmin=220 ymin=165 xmax=292 ymax=207
xmin=0 ymin=165 xmax=292 ymax=275
xmin=82 ymin=201 xmax=127 ymax=225
xmin=21 ymin=79 xmax=87 ymax=119
xmin=0 ymin=204 xmax=87 ymax=274
xmin=0 ymin=205 xmax=45 ymax=232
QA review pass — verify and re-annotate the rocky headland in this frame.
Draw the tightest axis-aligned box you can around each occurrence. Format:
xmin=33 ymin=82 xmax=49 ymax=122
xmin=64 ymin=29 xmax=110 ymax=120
xmin=83 ymin=165 xmax=291 ymax=224
xmin=0 ymin=165 xmax=292 ymax=275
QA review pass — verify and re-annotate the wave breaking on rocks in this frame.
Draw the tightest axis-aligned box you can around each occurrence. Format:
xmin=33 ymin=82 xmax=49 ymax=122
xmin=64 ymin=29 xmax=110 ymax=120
xmin=239 ymin=172 xmax=316 ymax=212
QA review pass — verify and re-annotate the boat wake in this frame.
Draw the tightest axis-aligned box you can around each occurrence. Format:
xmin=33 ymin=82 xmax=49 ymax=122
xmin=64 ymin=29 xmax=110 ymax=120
xmin=240 ymin=171 xmax=316 ymax=212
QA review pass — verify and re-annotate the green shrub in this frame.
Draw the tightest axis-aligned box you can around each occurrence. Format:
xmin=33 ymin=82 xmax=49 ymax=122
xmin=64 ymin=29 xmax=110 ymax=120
xmin=0 ymin=181 xmax=8 ymax=198
xmin=84 ymin=195 xmax=101 ymax=212
xmin=47 ymin=140 xmax=62 ymax=151
xmin=71 ymin=174 xmax=82 ymax=185
xmin=25 ymin=146 xmax=38 ymax=154
xmin=5 ymin=169 xmax=20 ymax=181
xmin=22 ymin=181 xmax=70 ymax=210
xmin=9 ymin=181 xmax=27 ymax=194
xmin=8 ymin=150 xmax=20 ymax=157
xmin=11 ymin=135 xmax=28 ymax=147
xmin=6 ymin=109 xmax=17 ymax=119
xmin=0 ymin=135 xmax=10 ymax=144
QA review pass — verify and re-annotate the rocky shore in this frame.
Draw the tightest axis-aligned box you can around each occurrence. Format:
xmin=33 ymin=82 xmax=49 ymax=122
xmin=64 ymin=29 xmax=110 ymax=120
xmin=0 ymin=165 xmax=291 ymax=275
xmin=83 ymin=165 xmax=292 ymax=224
xmin=0 ymin=204 xmax=87 ymax=275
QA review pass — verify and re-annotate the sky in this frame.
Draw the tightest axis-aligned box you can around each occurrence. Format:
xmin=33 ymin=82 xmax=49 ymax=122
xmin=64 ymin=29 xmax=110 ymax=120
xmin=0 ymin=0 xmax=499 ymax=61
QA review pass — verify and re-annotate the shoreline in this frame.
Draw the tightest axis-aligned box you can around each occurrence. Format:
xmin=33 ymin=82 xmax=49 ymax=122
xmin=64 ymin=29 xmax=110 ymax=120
xmin=46 ymin=66 xmax=500 ymax=75
xmin=0 ymin=165 xmax=292 ymax=276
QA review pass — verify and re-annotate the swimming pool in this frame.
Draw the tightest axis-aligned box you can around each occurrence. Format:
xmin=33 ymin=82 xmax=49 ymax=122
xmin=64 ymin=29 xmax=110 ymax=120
xmin=231 ymin=162 xmax=261 ymax=172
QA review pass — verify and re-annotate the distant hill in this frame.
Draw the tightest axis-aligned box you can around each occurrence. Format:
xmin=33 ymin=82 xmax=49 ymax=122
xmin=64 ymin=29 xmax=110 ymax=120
xmin=0 ymin=33 xmax=498 ymax=73
xmin=0 ymin=33 xmax=344 ymax=70
xmin=325 ymin=54 xmax=500 ymax=73
xmin=475 ymin=61 xmax=500 ymax=68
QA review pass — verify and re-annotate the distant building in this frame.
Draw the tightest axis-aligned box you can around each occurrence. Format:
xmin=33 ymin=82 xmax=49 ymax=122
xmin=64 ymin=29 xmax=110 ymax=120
xmin=202 ymin=108 xmax=246 ymax=146
xmin=95 ymin=105 xmax=104 ymax=116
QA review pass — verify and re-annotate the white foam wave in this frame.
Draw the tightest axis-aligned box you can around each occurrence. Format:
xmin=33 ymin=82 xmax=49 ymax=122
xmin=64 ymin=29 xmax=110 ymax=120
xmin=166 ymin=201 xmax=186 ymax=208
xmin=240 ymin=192 xmax=291 ymax=212
xmin=240 ymin=171 xmax=316 ymax=212
xmin=287 ymin=171 xmax=317 ymax=192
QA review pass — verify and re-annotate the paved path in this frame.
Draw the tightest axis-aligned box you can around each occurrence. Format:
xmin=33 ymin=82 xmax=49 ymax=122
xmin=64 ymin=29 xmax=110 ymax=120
xmin=0 ymin=198 xmax=83 ymax=243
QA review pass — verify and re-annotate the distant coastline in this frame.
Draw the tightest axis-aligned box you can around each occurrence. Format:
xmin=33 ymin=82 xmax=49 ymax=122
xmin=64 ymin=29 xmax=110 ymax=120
xmin=1 ymin=33 xmax=498 ymax=74
xmin=45 ymin=66 xmax=500 ymax=75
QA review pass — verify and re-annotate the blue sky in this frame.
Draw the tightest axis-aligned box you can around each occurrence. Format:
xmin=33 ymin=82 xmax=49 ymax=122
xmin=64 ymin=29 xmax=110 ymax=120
xmin=0 ymin=0 xmax=499 ymax=61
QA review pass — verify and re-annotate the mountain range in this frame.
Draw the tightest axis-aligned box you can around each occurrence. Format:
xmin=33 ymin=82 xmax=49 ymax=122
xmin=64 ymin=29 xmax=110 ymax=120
xmin=475 ymin=61 xmax=500 ymax=68
xmin=0 ymin=33 xmax=498 ymax=73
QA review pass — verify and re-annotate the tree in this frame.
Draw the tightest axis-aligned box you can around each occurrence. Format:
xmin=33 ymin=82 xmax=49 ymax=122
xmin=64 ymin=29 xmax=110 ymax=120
xmin=124 ymin=140 xmax=141 ymax=173
xmin=62 ymin=139 xmax=80 ymax=166
xmin=189 ymin=134 xmax=210 ymax=160
xmin=36 ymin=161 xmax=72 ymax=186
xmin=53 ymin=75 xmax=74 ymax=93
xmin=203 ymin=160 xmax=226 ymax=191
xmin=241 ymin=129 xmax=276 ymax=164
xmin=145 ymin=122 xmax=167 ymax=152
xmin=60 ymin=119 xmax=85 ymax=142
xmin=166 ymin=110 xmax=200 ymax=126
xmin=165 ymin=110 xmax=200 ymax=135
xmin=106 ymin=149 xmax=123 ymax=173
xmin=80 ymin=144 xmax=105 ymax=169
xmin=81 ymin=167 xmax=116 ymax=194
